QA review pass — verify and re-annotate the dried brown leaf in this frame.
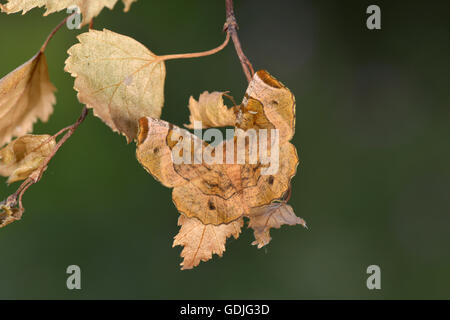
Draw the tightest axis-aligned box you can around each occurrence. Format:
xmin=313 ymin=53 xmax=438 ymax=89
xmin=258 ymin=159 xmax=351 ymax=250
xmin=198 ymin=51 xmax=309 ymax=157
xmin=173 ymin=215 xmax=243 ymax=270
xmin=1 ymin=0 xmax=137 ymax=26
xmin=0 ymin=205 xmax=23 ymax=228
xmin=0 ymin=52 xmax=56 ymax=147
xmin=237 ymin=70 xmax=296 ymax=143
xmin=0 ymin=134 xmax=56 ymax=184
xmin=184 ymin=91 xmax=236 ymax=129
xmin=248 ymin=203 xmax=306 ymax=249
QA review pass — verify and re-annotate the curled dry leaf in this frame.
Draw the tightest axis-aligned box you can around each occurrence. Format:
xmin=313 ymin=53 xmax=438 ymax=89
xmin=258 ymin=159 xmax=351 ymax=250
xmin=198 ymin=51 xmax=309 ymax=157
xmin=248 ymin=203 xmax=306 ymax=249
xmin=0 ymin=134 xmax=56 ymax=184
xmin=1 ymin=0 xmax=138 ymax=27
xmin=0 ymin=205 xmax=24 ymax=228
xmin=65 ymin=29 xmax=165 ymax=142
xmin=173 ymin=214 xmax=243 ymax=270
xmin=0 ymin=51 xmax=56 ymax=147
xmin=236 ymin=70 xmax=295 ymax=142
xmin=184 ymin=91 xmax=236 ymax=129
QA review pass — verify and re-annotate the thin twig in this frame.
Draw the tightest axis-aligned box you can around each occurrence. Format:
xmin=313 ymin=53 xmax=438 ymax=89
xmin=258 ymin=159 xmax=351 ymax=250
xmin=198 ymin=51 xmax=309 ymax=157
xmin=223 ymin=92 xmax=238 ymax=107
xmin=224 ymin=0 xmax=255 ymax=83
xmin=158 ymin=33 xmax=230 ymax=62
xmin=40 ymin=13 xmax=76 ymax=52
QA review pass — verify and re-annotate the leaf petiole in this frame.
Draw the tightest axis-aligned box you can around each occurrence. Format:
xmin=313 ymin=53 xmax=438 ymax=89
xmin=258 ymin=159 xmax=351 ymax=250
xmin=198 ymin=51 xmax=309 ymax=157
xmin=157 ymin=32 xmax=230 ymax=62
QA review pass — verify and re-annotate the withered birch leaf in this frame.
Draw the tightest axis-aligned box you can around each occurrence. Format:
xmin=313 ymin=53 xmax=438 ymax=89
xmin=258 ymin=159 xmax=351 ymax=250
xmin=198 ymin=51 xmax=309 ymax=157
xmin=184 ymin=91 xmax=236 ymax=129
xmin=1 ymin=0 xmax=138 ymax=27
xmin=248 ymin=203 xmax=307 ymax=249
xmin=65 ymin=29 xmax=165 ymax=142
xmin=0 ymin=52 xmax=56 ymax=147
xmin=0 ymin=205 xmax=24 ymax=228
xmin=0 ymin=134 xmax=56 ymax=184
xmin=173 ymin=215 xmax=243 ymax=270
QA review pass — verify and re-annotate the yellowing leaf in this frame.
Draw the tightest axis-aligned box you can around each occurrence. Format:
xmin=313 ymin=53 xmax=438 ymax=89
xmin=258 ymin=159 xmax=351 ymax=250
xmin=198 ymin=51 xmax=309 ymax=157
xmin=1 ymin=0 xmax=138 ymax=26
xmin=248 ymin=203 xmax=306 ymax=249
xmin=173 ymin=215 xmax=243 ymax=270
xmin=184 ymin=91 xmax=236 ymax=129
xmin=0 ymin=205 xmax=23 ymax=228
xmin=65 ymin=29 xmax=165 ymax=142
xmin=0 ymin=134 xmax=56 ymax=184
xmin=0 ymin=51 xmax=56 ymax=147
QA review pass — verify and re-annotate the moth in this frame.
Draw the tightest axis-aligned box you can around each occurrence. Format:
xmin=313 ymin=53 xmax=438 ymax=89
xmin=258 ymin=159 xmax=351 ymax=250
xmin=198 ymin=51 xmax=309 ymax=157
xmin=136 ymin=70 xmax=304 ymax=269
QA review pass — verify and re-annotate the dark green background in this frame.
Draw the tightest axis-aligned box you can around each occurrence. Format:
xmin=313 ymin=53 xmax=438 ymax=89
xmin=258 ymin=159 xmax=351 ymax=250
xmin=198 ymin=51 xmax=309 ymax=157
xmin=0 ymin=0 xmax=449 ymax=299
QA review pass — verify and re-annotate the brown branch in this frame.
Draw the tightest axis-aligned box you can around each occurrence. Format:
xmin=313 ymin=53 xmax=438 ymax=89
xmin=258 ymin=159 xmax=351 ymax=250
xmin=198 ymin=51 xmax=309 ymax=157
xmin=224 ymin=0 xmax=255 ymax=83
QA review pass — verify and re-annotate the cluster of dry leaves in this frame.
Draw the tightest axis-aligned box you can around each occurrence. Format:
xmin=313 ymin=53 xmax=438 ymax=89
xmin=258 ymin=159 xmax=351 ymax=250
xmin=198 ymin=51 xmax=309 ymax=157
xmin=0 ymin=0 xmax=137 ymax=26
xmin=0 ymin=0 xmax=306 ymax=269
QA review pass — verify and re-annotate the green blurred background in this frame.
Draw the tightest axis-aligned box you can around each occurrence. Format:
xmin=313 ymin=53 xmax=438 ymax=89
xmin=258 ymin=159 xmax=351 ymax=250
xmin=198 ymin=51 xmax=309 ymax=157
xmin=0 ymin=0 xmax=449 ymax=299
